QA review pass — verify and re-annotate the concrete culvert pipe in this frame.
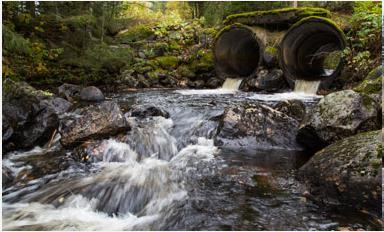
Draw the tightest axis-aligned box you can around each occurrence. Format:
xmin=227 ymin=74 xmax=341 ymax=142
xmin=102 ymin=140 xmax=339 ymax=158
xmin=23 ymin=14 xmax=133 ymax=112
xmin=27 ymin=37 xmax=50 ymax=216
xmin=279 ymin=16 xmax=346 ymax=82
xmin=214 ymin=24 xmax=264 ymax=78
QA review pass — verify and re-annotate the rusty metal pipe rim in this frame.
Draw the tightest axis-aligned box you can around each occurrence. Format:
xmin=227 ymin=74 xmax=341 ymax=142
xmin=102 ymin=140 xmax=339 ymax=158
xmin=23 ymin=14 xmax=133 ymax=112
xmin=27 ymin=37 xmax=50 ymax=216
xmin=214 ymin=24 xmax=264 ymax=79
xmin=278 ymin=16 xmax=347 ymax=82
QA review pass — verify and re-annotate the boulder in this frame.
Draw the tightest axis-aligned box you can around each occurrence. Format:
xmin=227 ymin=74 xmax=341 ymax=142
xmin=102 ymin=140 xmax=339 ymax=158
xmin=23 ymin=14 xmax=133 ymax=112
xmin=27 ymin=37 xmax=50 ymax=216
xmin=128 ymin=105 xmax=170 ymax=119
xmin=2 ymin=116 xmax=14 ymax=143
xmin=298 ymin=130 xmax=382 ymax=215
xmin=120 ymin=70 xmax=139 ymax=88
xmin=254 ymin=69 xmax=285 ymax=92
xmin=274 ymin=99 xmax=306 ymax=122
xmin=60 ymin=101 xmax=130 ymax=147
xmin=137 ymin=74 xmax=152 ymax=88
xmin=2 ymin=166 xmax=14 ymax=189
xmin=159 ymin=75 xmax=178 ymax=87
xmin=58 ymin=83 xmax=81 ymax=101
xmin=215 ymin=103 xmax=302 ymax=150
xmin=206 ymin=77 xmax=224 ymax=88
xmin=297 ymin=90 xmax=380 ymax=151
xmin=40 ymin=97 xmax=73 ymax=115
xmin=354 ymin=65 xmax=382 ymax=95
xmin=79 ymin=86 xmax=105 ymax=102
xmin=2 ymin=81 xmax=60 ymax=152
xmin=188 ymin=80 xmax=205 ymax=89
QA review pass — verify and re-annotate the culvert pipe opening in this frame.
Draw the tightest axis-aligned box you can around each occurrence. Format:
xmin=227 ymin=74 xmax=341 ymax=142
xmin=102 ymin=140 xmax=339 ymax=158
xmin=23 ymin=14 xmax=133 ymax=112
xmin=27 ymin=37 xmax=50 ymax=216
xmin=214 ymin=25 xmax=263 ymax=78
xmin=279 ymin=17 xmax=346 ymax=82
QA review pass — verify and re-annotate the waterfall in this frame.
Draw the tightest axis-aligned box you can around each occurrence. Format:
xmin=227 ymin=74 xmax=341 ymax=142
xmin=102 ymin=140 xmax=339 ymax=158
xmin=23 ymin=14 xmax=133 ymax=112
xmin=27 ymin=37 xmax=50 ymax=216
xmin=294 ymin=80 xmax=320 ymax=95
xmin=221 ymin=78 xmax=243 ymax=91
xmin=175 ymin=78 xmax=243 ymax=95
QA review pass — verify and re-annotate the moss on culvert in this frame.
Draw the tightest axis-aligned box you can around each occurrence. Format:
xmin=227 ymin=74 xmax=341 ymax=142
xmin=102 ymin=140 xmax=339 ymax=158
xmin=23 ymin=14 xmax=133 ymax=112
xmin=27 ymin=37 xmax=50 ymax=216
xmin=223 ymin=7 xmax=331 ymax=26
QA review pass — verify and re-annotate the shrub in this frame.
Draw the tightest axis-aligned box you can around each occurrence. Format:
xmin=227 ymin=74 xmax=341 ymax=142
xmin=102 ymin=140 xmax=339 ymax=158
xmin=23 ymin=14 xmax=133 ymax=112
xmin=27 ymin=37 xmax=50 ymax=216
xmin=341 ymin=2 xmax=381 ymax=84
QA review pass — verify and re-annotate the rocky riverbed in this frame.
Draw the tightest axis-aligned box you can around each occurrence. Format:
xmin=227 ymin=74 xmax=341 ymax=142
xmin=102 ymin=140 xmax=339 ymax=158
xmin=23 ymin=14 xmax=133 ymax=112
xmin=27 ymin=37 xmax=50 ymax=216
xmin=2 ymin=80 xmax=382 ymax=230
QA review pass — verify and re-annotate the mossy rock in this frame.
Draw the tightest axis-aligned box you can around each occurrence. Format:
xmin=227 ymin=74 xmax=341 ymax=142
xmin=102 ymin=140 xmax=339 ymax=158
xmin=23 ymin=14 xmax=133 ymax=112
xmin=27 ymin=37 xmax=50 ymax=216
xmin=143 ymin=42 xmax=169 ymax=57
xmin=297 ymin=90 xmax=380 ymax=151
xmin=223 ymin=7 xmax=331 ymax=27
xmin=3 ymin=80 xmax=54 ymax=99
xmin=354 ymin=66 xmax=382 ymax=95
xmin=106 ymin=18 xmax=135 ymax=36
xmin=177 ymin=65 xmax=196 ymax=79
xmin=146 ymin=68 xmax=166 ymax=80
xmin=154 ymin=56 xmax=180 ymax=70
xmin=116 ymin=24 xmax=154 ymax=43
xmin=299 ymin=130 xmax=382 ymax=215
xmin=169 ymin=41 xmax=182 ymax=51
xmin=190 ymin=51 xmax=214 ymax=73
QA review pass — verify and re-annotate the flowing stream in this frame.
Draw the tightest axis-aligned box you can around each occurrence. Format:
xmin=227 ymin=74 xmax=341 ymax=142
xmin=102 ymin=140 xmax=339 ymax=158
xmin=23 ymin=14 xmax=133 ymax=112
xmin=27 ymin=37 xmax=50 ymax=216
xmin=2 ymin=89 xmax=379 ymax=230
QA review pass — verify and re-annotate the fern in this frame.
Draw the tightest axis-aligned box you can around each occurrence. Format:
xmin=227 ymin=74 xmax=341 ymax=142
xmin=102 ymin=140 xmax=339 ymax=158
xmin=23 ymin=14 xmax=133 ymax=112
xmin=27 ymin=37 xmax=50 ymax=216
xmin=2 ymin=24 xmax=32 ymax=56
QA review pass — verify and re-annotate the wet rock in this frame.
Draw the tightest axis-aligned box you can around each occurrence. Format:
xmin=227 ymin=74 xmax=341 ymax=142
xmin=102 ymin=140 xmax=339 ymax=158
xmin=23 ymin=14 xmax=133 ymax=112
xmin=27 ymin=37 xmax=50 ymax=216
xmin=206 ymin=77 xmax=224 ymax=88
xmin=2 ymin=116 xmax=14 ymax=143
xmin=274 ymin=100 xmax=306 ymax=122
xmin=255 ymin=69 xmax=285 ymax=92
xmin=128 ymin=105 xmax=170 ymax=119
xmin=215 ymin=103 xmax=302 ymax=149
xmin=58 ymin=83 xmax=81 ymax=101
xmin=188 ymin=80 xmax=205 ymax=89
xmin=40 ymin=97 xmax=72 ymax=115
xmin=2 ymin=166 xmax=14 ymax=189
xmin=241 ymin=77 xmax=259 ymax=91
xmin=2 ymin=81 xmax=59 ymax=152
xmin=79 ymin=86 xmax=105 ymax=102
xmin=60 ymin=101 xmax=130 ymax=147
xmin=298 ymin=130 xmax=382 ymax=215
xmin=159 ymin=75 xmax=178 ymax=87
xmin=297 ymin=90 xmax=380 ymax=151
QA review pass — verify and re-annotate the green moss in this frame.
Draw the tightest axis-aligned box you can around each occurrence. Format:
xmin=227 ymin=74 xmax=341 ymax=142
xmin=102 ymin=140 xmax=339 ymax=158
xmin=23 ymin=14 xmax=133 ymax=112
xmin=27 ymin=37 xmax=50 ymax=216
xmin=354 ymin=66 xmax=382 ymax=94
xmin=116 ymin=24 xmax=154 ymax=43
xmin=289 ymin=16 xmax=346 ymax=43
xmin=265 ymin=46 xmax=278 ymax=56
xmin=146 ymin=69 xmax=165 ymax=80
xmin=190 ymin=51 xmax=214 ymax=73
xmin=223 ymin=7 xmax=331 ymax=25
xmin=61 ymin=15 xmax=96 ymax=28
xmin=202 ymin=27 xmax=218 ymax=37
xmin=177 ymin=65 xmax=196 ymax=78
xmin=361 ymin=94 xmax=374 ymax=108
xmin=169 ymin=41 xmax=182 ymax=51
xmin=155 ymin=56 xmax=180 ymax=70
xmin=214 ymin=23 xmax=246 ymax=41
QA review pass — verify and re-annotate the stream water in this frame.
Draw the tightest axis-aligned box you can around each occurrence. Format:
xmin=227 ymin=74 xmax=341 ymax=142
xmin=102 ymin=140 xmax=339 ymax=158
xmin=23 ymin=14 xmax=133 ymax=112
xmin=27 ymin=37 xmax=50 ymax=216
xmin=2 ymin=89 xmax=380 ymax=230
